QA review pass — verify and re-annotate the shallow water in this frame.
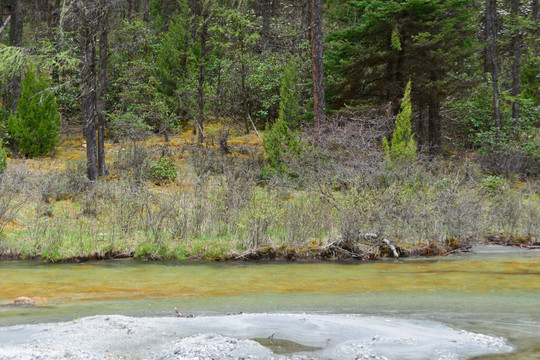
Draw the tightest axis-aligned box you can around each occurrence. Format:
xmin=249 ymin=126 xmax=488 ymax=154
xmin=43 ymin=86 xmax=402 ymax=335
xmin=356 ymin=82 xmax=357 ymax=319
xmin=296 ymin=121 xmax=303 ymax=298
xmin=1 ymin=248 xmax=539 ymax=358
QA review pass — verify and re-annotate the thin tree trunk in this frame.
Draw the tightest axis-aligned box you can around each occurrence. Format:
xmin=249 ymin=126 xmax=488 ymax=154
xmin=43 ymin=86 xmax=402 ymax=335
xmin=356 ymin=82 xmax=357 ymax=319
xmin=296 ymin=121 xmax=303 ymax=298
xmin=261 ymin=0 xmax=270 ymax=52
xmin=532 ymin=0 xmax=538 ymax=37
xmin=510 ymin=0 xmax=521 ymax=127
xmin=97 ymin=10 xmax=108 ymax=179
xmin=80 ymin=2 xmax=98 ymax=181
xmin=164 ymin=0 xmax=170 ymax=32
xmin=428 ymin=100 xmax=442 ymax=154
xmin=9 ymin=0 xmax=23 ymax=113
xmin=311 ymin=0 xmax=325 ymax=147
xmin=197 ymin=9 xmax=208 ymax=145
xmin=215 ymin=57 xmax=222 ymax=123
xmin=127 ymin=0 xmax=133 ymax=21
xmin=486 ymin=0 xmax=501 ymax=131
xmin=143 ymin=0 xmax=150 ymax=22
xmin=0 ymin=15 xmax=11 ymax=39
xmin=416 ymin=103 xmax=427 ymax=149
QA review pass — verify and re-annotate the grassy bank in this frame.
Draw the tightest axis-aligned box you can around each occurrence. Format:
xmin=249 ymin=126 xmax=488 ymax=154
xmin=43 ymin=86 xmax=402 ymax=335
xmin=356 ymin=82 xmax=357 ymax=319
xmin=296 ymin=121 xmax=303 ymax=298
xmin=0 ymin=125 xmax=538 ymax=262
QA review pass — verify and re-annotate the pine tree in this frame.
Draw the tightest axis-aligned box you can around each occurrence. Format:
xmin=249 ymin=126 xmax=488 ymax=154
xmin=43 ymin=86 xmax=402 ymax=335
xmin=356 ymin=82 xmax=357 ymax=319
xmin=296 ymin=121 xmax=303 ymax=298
xmin=326 ymin=0 xmax=479 ymax=151
xmin=7 ymin=70 xmax=61 ymax=157
xmin=263 ymin=65 xmax=301 ymax=175
xmin=383 ymin=80 xmax=416 ymax=164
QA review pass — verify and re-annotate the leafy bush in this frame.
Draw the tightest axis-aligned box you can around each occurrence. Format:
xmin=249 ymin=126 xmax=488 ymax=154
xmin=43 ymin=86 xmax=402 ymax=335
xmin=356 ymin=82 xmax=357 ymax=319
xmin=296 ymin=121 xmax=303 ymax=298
xmin=148 ymin=157 xmax=178 ymax=184
xmin=481 ymin=175 xmax=507 ymax=195
xmin=382 ymin=80 xmax=416 ymax=165
xmin=7 ymin=70 xmax=61 ymax=157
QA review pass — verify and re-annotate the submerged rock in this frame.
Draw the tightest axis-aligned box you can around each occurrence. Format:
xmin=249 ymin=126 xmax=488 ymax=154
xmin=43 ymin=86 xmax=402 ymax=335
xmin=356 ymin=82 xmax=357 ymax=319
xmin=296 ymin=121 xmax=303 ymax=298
xmin=1 ymin=296 xmax=49 ymax=307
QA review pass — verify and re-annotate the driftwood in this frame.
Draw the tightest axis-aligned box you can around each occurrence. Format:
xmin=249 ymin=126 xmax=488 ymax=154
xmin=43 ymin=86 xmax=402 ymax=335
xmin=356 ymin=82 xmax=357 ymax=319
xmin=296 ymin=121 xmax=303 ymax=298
xmin=174 ymin=307 xmax=195 ymax=318
xmin=324 ymin=233 xmax=400 ymax=259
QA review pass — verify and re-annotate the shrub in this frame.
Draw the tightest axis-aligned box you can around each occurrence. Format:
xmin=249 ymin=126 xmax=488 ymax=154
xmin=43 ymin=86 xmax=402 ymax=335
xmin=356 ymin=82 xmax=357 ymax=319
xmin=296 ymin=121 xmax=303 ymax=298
xmin=148 ymin=157 xmax=178 ymax=184
xmin=382 ymin=80 xmax=416 ymax=165
xmin=0 ymin=142 xmax=6 ymax=174
xmin=8 ymin=70 xmax=61 ymax=157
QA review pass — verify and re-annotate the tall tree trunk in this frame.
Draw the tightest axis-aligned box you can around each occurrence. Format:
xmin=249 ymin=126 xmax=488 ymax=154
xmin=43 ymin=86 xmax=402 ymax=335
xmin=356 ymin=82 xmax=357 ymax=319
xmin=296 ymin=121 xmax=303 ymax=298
xmin=428 ymin=100 xmax=442 ymax=154
xmin=510 ymin=0 xmax=521 ymax=127
xmin=486 ymin=0 xmax=502 ymax=131
xmin=416 ymin=103 xmax=428 ymax=150
xmin=532 ymin=0 xmax=538 ymax=37
xmin=311 ymin=0 xmax=325 ymax=147
xmin=143 ymin=0 xmax=150 ymax=22
xmin=80 ymin=2 xmax=98 ymax=181
xmin=9 ymin=0 xmax=23 ymax=113
xmin=164 ymin=0 xmax=170 ymax=32
xmin=240 ymin=35 xmax=250 ymax=134
xmin=261 ymin=0 xmax=270 ymax=52
xmin=127 ymin=0 xmax=133 ymax=21
xmin=197 ymin=10 xmax=208 ymax=145
xmin=97 ymin=10 xmax=108 ymax=179
xmin=215 ymin=56 xmax=222 ymax=123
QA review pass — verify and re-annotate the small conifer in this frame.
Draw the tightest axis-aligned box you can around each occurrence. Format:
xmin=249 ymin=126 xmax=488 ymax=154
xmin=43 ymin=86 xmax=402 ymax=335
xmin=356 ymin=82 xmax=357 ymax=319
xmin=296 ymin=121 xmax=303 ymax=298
xmin=263 ymin=65 xmax=301 ymax=175
xmin=8 ymin=70 xmax=61 ymax=157
xmin=383 ymin=80 xmax=417 ymax=164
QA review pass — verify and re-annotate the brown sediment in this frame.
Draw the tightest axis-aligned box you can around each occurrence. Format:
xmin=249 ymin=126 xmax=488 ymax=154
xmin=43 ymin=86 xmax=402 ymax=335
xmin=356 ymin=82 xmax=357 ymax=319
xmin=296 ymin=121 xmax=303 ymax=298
xmin=486 ymin=232 xmax=539 ymax=248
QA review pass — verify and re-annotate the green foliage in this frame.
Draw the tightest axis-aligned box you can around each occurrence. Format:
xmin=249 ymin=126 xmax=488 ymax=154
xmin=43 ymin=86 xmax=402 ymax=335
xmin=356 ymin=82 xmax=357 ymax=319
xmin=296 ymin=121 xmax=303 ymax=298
xmin=148 ymin=157 xmax=178 ymax=185
xmin=383 ymin=80 xmax=416 ymax=164
xmin=481 ymin=175 xmax=506 ymax=195
xmin=7 ymin=70 xmax=61 ymax=157
xmin=108 ymin=20 xmax=166 ymax=130
xmin=263 ymin=65 xmax=301 ymax=175
xmin=326 ymin=0 xmax=479 ymax=108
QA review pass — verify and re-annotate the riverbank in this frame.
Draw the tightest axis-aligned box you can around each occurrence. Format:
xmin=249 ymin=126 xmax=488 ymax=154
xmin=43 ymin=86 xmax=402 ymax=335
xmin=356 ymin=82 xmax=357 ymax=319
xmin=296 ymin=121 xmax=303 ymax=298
xmin=0 ymin=314 xmax=513 ymax=360
xmin=0 ymin=131 xmax=538 ymax=263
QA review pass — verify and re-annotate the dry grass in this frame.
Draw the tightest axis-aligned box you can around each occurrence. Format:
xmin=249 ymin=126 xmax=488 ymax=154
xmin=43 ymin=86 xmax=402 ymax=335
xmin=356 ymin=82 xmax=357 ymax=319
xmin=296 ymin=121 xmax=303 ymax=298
xmin=1 ymin=123 xmax=538 ymax=262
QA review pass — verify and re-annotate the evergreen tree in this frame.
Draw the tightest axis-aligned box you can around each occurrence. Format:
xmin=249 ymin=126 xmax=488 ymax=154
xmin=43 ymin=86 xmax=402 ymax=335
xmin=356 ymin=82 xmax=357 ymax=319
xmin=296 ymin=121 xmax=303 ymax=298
xmin=7 ymin=70 xmax=61 ymax=157
xmin=263 ymin=65 xmax=301 ymax=175
xmin=383 ymin=80 xmax=416 ymax=164
xmin=326 ymin=0 xmax=479 ymax=151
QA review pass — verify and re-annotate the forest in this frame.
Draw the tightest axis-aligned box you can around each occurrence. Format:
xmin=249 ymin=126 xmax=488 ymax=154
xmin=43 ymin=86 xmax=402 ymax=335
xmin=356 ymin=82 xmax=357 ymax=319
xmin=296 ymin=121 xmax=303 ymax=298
xmin=0 ymin=0 xmax=538 ymax=261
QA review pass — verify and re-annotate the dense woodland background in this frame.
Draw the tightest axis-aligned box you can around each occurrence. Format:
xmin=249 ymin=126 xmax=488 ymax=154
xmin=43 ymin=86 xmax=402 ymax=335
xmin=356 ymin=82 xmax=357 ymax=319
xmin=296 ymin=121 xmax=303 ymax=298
xmin=0 ymin=0 xmax=538 ymax=173
xmin=0 ymin=0 xmax=538 ymax=261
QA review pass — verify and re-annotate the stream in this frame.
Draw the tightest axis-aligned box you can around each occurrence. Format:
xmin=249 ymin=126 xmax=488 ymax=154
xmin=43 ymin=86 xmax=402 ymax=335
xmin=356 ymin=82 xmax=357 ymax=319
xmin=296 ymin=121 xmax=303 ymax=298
xmin=1 ymin=246 xmax=539 ymax=359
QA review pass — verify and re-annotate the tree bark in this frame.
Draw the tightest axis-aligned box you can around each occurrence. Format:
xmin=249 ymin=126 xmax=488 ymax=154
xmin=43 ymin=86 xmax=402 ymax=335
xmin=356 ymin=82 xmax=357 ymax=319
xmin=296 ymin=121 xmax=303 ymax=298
xmin=532 ymin=0 xmax=538 ymax=37
xmin=240 ymin=35 xmax=250 ymax=134
xmin=97 ymin=10 xmax=108 ymax=180
xmin=80 ymin=2 xmax=98 ymax=181
xmin=311 ymin=0 xmax=325 ymax=147
xmin=428 ymin=100 xmax=442 ymax=154
xmin=416 ymin=103 xmax=427 ymax=149
xmin=510 ymin=0 xmax=521 ymax=127
xmin=164 ymin=0 xmax=170 ymax=32
xmin=485 ymin=0 xmax=501 ymax=131
xmin=9 ymin=0 xmax=23 ymax=113
xmin=261 ymin=0 xmax=270 ymax=52
xmin=197 ymin=8 xmax=208 ymax=145
xmin=143 ymin=0 xmax=150 ymax=22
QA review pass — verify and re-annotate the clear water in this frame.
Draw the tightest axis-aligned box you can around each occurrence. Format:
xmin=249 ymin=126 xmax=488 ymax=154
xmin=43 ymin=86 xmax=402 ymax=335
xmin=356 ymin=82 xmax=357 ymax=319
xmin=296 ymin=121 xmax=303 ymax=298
xmin=1 ymin=249 xmax=539 ymax=358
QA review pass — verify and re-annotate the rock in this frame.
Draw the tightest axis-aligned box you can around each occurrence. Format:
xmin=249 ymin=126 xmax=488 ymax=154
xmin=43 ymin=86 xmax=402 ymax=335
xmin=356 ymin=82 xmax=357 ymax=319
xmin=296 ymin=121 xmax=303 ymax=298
xmin=2 ymin=296 xmax=48 ymax=306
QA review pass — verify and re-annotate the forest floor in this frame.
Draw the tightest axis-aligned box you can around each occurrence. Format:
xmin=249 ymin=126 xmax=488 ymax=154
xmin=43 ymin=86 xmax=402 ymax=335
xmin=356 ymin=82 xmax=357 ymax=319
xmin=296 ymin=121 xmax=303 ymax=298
xmin=0 ymin=123 xmax=538 ymax=262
